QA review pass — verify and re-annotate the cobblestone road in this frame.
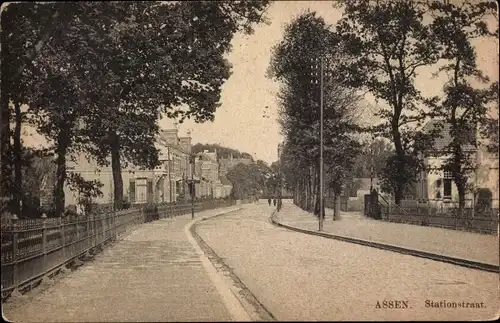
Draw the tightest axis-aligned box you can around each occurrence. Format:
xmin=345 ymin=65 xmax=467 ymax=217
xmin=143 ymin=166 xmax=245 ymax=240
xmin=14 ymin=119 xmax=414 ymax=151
xmin=275 ymin=201 xmax=499 ymax=266
xmin=196 ymin=202 xmax=499 ymax=321
xmin=3 ymin=207 xmax=242 ymax=322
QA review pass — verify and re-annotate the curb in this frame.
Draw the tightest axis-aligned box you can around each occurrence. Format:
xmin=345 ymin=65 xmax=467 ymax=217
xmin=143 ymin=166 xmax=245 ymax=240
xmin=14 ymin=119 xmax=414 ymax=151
xmin=187 ymin=207 xmax=276 ymax=322
xmin=270 ymin=212 xmax=499 ymax=274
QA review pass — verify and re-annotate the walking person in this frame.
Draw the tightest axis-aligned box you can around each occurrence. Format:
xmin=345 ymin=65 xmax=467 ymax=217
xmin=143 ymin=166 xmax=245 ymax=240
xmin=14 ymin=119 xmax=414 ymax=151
xmin=268 ymin=198 xmax=271 ymax=206
xmin=273 ymin=198 xmax=276 ymax=207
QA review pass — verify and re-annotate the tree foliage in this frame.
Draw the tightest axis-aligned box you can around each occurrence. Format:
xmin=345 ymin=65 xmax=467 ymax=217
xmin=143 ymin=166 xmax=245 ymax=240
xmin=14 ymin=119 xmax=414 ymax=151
xmin=226 ymin=163 xmax=265 ymax=199
xmin=333 ymin=0 xmax=442 ymax=204
xmin=423 ymin=0 xmax=498 ymax=210
xmin=268 ymin=11 xmax=362 ymax=217
xmin=191 ymin=143 xmax=254 ymax=160
xmin=353 ymin=138 xmax=393 ymax=178
xmin=1 ymin=1 xmax=270 ymax=214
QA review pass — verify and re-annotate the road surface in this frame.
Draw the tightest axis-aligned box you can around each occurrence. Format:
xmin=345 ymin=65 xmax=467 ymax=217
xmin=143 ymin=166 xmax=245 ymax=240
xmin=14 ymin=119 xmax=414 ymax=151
xmin=195 ymin=202 xmax=498 ymax=321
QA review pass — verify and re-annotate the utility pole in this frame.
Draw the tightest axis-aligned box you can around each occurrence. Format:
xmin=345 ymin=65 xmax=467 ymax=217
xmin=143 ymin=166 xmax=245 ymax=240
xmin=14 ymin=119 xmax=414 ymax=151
xmin=167 ymin=146 xmax=172 ymax=203
xmin=319 ymin=56 xmax=324 ymax=231
xmin=370 ymin=140 xmax=374 ymax=192
xmin=311 ymin=56 xmax=325 ymax=231
xmin=190 ymin=154 xmax=195 ymax=220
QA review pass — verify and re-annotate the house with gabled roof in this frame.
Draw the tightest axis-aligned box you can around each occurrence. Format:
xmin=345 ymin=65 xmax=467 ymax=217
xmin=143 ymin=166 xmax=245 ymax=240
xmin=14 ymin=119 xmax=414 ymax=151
xmin=219 ymin=175 xmax=233 ymax=198
xmin=415 ymin=119 xmax=499 ymax=208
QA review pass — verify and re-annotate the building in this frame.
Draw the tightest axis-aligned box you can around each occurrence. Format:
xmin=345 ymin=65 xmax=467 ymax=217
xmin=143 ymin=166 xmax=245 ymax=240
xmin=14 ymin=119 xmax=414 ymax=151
xmin=415 ymin=119 xmax=499 ymax=208
xmin=64 ymin=121 xmax=195 ymax=206
xmin=218 ymin=154 xmax=253 ymax=176
xmin=219 ymin=175 xmax=233 ymax=198
xmin=195 ymin=150 xmax=231 ymax=198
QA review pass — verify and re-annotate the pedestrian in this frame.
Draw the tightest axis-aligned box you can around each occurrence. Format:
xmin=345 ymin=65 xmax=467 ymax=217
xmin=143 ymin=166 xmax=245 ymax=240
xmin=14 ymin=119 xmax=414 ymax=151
xmin=268 ymin=198 xmax=271 ymax=206
xmin=273 ymin=198 xmax=276 ymax=206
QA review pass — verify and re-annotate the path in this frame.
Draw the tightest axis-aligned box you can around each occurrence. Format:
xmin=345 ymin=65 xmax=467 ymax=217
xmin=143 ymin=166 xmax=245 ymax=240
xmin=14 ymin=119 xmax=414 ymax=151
xmin=274 ymin=201 xmax=499 ymax=266
xmin=3 ymin=206 xmax=244 ymax=322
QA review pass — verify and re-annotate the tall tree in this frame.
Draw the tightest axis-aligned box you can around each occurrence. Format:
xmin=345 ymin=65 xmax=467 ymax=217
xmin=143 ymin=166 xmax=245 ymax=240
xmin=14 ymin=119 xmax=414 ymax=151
xmin=0 ymin=2 xmax=75 ymax=215
xmin=425 ymin=1 xmax=498 ymax=210
xmin=268 ymin=11 xmax=362 ymax=217
xmin=75 ymin=1 xmax=270 ymax=210
xmin=333 ymin=0 xmax=442 ymax=204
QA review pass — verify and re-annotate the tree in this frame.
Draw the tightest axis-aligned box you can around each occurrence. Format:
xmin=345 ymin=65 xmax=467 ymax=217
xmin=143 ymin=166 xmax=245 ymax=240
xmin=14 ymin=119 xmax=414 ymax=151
xmin=0 ymin=2 xmax=76 ymax=215
xmin=268 ymin=11 xmax=362 ymax=218
xmin=425 ymin=1 xmax=498 ymax=211
xmin=191 ymin=143 xmax=254 ymax=160
xmin=226 ymin=163 xmax=264 ymax=199
xmin=80 ymin=1 xmax=270 ymax=210
xmin=2 ymin=1 xmax=271 ymax=214
xmin=333 ymin=0 xmax=442 ymax=204
xmin=353 ymin=138 xmax=394 ymax=178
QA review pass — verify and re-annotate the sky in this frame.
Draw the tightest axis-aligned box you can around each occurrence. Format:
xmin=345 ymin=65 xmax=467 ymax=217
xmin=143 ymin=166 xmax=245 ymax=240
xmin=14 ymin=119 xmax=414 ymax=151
xmin=21 ymin=1 xmax=498 ymax=165
xmin=160 ymin=1 xmax=345 ymax=165
xmin=164 ymin=1 xmax=498 ymax=165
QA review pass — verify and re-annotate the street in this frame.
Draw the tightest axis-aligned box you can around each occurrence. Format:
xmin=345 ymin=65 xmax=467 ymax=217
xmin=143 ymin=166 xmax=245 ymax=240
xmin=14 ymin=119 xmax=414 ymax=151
xmin=2 ymin=202 xmax=498 ymax=321
xmin=195 ymin=202 xmax=498 ymax=321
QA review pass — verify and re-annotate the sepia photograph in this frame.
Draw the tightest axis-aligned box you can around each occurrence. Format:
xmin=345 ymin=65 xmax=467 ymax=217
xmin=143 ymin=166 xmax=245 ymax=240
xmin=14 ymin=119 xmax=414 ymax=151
xmin=0 ymin=0 xmax=498 ymax=321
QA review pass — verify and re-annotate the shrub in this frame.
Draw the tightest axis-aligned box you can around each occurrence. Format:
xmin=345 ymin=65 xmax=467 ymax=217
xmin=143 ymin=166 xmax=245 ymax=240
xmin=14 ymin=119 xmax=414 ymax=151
xmin=476 ymin=188 xmax=493 ymax=211
xmin=122 ymin=198 xmax=131 ymax=210
xmin=143 ymin=203 xmax=159 ymax=222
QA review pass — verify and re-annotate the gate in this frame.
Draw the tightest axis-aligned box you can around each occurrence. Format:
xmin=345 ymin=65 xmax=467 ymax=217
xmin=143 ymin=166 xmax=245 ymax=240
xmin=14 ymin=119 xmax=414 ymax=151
xmin=364 ymin=192 xmax=381 ymax=219
xmin=340 ymin=196 xmax=348 ymax=212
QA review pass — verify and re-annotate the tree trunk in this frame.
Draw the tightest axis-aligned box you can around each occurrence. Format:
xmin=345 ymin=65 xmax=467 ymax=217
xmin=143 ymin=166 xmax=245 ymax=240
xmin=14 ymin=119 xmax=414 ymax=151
xmin=12 ymin=102 xmax=22 ymax=216
xmin=54 ymin=127 xmax=69 ymax=217
xmin=110 ymin=131 xmax=124 ymax=210
xmin=1 ymin=96 xmax=11 ymax=202
xmin=392 ymin=126 xmax=405 ymax=205
xmin=333 ymin=193 xmax=339 ymax=219
xmin=312 ymin=169 xmax=318 ymax=214
xmin=303 ymin=174 xmax=311 ymax=210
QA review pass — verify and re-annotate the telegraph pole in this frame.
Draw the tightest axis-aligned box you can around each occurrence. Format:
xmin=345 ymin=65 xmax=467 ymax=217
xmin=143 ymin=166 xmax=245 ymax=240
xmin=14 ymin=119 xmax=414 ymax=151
xmin=167 ymin=146 xmax=172 ymax=203
xmin=319 ymin=57 xmax=324 ymax=231
xmin=311 ymin=56 xmax=325 ymax=231
xmin=190 ymin=154 xmax=195 ymax=220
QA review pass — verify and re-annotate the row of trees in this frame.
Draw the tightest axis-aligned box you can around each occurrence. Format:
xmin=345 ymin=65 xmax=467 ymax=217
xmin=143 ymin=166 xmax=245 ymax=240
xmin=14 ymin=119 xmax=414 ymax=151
xmin=1 ymin=1 xmax=271 ymax=218
xmin=270 ymin=1 xmax=498 ymax=215
xmin=268 ymin=12 xmax=363 ymax=218
xmin=191 ymin=143 xmax=254 ymax=160
xmin=226 ymin=159 xmax=281 ymax=200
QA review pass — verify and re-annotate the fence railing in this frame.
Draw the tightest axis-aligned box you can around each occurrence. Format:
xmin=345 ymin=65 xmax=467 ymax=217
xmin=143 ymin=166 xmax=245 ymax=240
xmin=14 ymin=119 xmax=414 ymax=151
xmin=365 ymin=199 xmax=499 ymax=235
xmin=1 ymin=198 xmax=239 ymax=299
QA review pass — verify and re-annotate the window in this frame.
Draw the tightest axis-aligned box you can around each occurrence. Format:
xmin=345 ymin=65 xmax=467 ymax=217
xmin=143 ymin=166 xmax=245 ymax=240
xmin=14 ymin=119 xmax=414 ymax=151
xmin=147 ymin=180 xmax=154 ymax=203
xmin=129 ymin=180 xmax=136 ymax=203
xmin=443 ymin=171 xmax=452 ymax=200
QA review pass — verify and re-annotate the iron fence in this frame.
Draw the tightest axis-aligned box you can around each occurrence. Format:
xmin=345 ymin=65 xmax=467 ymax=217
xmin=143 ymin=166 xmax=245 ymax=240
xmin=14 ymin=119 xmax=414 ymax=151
xmin=365 ymin=197 xmax=499 ymax=235
xmin=1 ymin=198 xmax=238 ymax=299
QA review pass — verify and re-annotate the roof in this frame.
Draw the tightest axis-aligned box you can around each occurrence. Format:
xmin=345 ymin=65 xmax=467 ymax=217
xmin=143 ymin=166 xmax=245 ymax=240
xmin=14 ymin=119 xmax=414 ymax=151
xmin=422 ymin=119 xmax=476 ymax=152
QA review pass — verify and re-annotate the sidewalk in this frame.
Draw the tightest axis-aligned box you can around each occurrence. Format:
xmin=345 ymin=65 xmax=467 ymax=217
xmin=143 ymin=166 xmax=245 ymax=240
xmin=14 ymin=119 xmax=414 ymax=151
xmin=274 ymin=201 xmax=499 ymax=267
xmin=3 ymin=206 xmax=243 ymax=322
